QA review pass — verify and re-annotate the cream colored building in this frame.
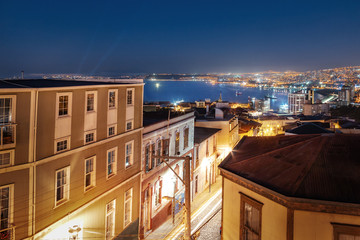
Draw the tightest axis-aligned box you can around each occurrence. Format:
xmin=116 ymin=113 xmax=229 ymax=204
xmin=220 ymin=134 xmax=360 ymax=240
xmin=0 ymin=79 xmax=143 ymax=239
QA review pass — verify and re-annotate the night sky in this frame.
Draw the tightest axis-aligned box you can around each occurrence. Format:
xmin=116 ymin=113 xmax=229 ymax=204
xmin=1 ymin=0 xmax=360 ymax=77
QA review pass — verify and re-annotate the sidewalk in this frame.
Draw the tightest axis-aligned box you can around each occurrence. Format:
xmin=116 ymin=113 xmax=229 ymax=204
xmin=145 ymin=176 xmax=223 ymax=240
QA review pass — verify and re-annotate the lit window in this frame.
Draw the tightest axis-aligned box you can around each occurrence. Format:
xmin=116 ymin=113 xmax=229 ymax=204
xmin=108 ymin=125 xmax=116 ymax=137
xmin=183 ymin=127 xmax=189 ymax=149
xmin=0 ymin=185 xmax=12 ymax=236
xmin=86 ymin=93 xmax=95 ymax=112
xmin=108 ymin=90 xmax=116 ymax=108
xmin=85 ymin=157 xmax=96 ymax=190
xmin=105 ymin=200 xmax=116 ymax=240
xmin=124 ymin=188 xmax=133 ymax=227
xmin=84 ymin=131 xmax=95 ymax=144
xmin=58 ymin=95 xmax=70 ymax=116
xmin=126 ymin=89 xmax=134 ymax=105
xmin=56 ymin=138 xmax=70 ymax=153
xmin=126 ymin=120 xmax=133 ymax=131
xmin=333 ymin=223 xmax=360 ymax=240
xmin=107 ymin=148 xmax=117 ymax=178
xmin=240 ymin=193 xmax=263 ymax=240
xmin=125 ymin=141 xmax=133 ymax=168
xmin=154 ymin=180 xmax=162 ymax=207
xmin=0 ymin=150 xmax=13 ymax=168
xmin=175 ymin=131 xmax=180 ymax=155
xmin=55 ymin=167 xmax=70 ymax=205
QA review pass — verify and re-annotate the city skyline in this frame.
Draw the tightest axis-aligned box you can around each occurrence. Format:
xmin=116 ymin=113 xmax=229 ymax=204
xmin=1 ymin=0 xmax=360 ymax=77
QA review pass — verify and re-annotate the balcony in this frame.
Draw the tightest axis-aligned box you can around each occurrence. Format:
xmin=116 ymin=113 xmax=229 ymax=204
xmin=0 ymin=124 xmax=16 ymax=148
xmin=0 ymin=226 xmax=15 ymax=240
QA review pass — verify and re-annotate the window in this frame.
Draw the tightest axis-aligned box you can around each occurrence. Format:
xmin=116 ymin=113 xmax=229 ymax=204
xmin=195 ymin=176 xmax=198 ymax=194
xmin=126 ymin=120 xmax=133 ymax=131
xmin=151 ymin=143 xmax=155 ymax=169
xmin=108 ymin=125 xmax=116 ymax=137
xmin=156 ymin=139 xmax=161 ymax=166
xmin=0 ymin=150 xmax=13 ymax=168
xmin=85 ymin=157 xmax=96 ymax=190
xmin=125 ymin=141 xmax=133 ymax=168
xmin=213 ymin=135 xmax=216 ymax=153
xmin=55 ymin=137 xmax=70 ymax=153
xmin=175 ymin=131 xmax=180 ymax=155
xmin=154 ymin=180 xmax=162 ymax=207
xmin=57 ymin=93 xmax=72 ymax=117
xmin=195 ymin=146 xmax=199 ymax=168
xmin=333 ymin=223 xmax=360 ymax=240
xmin=86 ymin=92 xmax=95 ymax=112
xmin=108 ymin=90 xmax=117 ymax=108
xmin=124 ymin=188 xmax=133 ymax=227
xmin=55 ymin=167 xmax=70 ymax=206
xmin=107 ymin=147 xmax=117 ymax=178
xmin=105 ymin=200 xmax=116 ymax=240
xmin=183 ymin=127 xmax=189 ymax=149
xmin=84 ymin=131 xmax=96 ymax=144
xmin=126 ymin=89 xmax=134 ymax=105
xmin=0 ymin=96 xmax=16 ymax=146
xmin=206 ymin=140 xmax=209 ymax=157
xmin=0 ymin=185 xmax=13 ymax=237
xmin=162 ymin=139 xmax=169 ymax=157
xmin=240 ymin=193 xmax=263 ymax=240
xmin=145 ymin=144 xmax=150 ymax=172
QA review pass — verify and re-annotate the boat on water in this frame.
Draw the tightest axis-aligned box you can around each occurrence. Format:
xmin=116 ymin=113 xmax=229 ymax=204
xmin=235 ymin=90 xmax=242 ymax=96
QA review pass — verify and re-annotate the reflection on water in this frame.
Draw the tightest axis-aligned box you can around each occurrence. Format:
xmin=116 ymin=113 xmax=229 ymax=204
xmin=144 ymin=80 xmax=288 ymax=111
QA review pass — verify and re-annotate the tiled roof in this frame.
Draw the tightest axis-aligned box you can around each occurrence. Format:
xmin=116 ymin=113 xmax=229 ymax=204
xmin=219 ymin=134 xmax=360 ymax=204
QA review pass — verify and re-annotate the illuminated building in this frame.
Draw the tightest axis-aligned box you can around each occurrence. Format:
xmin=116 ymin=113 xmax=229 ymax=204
xmin=288 ymin=91 xmax=306 ymax=114
xmin=140 ymin=111 xmax=194 ymax=237
xmin=220 ymin=135 xmax=360 ymax=240
xmin=0 ymin=79 xmax=143 ymax=239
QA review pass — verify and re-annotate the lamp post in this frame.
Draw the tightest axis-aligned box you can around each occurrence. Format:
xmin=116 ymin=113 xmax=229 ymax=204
xmin=152 ymin=155 xmax=192 ymax=240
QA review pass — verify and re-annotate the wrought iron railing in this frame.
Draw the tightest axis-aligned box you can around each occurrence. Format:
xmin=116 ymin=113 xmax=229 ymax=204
xmin=0 ymin=226 xmax=15 ymax=240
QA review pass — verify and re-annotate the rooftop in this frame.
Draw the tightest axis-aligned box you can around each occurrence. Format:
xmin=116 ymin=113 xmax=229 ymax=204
xmin=219 ymin=134 xmax=360 ymax=204
xmin=143 ymin=110 xmax=193 ymax=127
xmin=286 ymin=122 xmax=333 ymax=134
xmin=194 ymin=127 xmax=221 ymax=144
xmin=0 ymin=79 xmax=141 ymax=89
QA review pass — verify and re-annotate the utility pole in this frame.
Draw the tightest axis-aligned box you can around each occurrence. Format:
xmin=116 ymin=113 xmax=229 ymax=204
xmin=152 ymin=155 xmax=192 ymax=240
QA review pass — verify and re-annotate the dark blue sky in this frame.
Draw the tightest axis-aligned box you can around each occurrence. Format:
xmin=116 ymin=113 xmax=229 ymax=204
xmin=1 ymin=0 xmax=360 ymax=77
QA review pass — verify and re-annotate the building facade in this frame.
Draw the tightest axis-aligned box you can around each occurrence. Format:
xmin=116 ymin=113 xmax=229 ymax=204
xmin=0 ymin=79 xmax=143 ymax=239
xmin=140 ymin=111 xmax=194 ymax=237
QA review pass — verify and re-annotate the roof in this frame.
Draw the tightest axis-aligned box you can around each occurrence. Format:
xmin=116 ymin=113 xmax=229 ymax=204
xmin=286 ymin=122 xmax=333 ymax=134
xmin=0 ymin=79 xmax=139 ymax=89
xmin=219 ymin=134 xmax=360 ymax=204
xmin=143 ymin=110 xmax=193 ymax=127
xmin=194 ymin=127 xmax=221 ymax=144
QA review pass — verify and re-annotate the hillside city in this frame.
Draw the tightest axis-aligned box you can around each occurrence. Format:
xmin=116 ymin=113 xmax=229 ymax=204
xmin=0 ymin=64 xmax=360 ymax=240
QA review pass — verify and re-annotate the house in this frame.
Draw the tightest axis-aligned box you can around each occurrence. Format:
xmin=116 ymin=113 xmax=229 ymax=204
xmin=0 ymin=79 xmax=143 ymax=239
xmin=140 ymin=110 xmax=194 ymax=237
xmin=219 ymin=134 xmax=360 ymax=240
xmin=193 ymin=127 xmax=221 ymax=197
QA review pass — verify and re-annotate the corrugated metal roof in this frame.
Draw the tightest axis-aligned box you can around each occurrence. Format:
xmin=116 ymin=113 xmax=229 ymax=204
xmin=219 ymin=134 xmax=360 ymax=204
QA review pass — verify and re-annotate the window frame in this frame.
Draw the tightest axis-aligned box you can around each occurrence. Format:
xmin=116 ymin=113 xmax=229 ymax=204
xmin=55 ymin=166 xmax=70 ymax=207
xmin=156 ymin=139 xmax=162 ymax=166
xmin=154 ymin=180 xmax=162 ymax=207
xmin=239 ymin=192 xmax=263 ymax=240
xmin=56 ymin=92 xmax=72 ymax=118
xmin=126 ymin=88 xmax=134 ymax=106
xmin=108 ymin=89 xmax=118 ymax=109
xmin=183 ymin=127 xmax=189 ymax=150
xmin=0 ymin=150 xmax=14 ymax=168
xmin=332 ymin=223 xmax=360 ymax=240
xmin=0 ymin=184 xmax=14 ymax=233
xmin=84 ymin=156 xmax=96 ymax=191
xmin=84 ymin=130 xmax=96 ymax=145
xmin=125 ymin=120 xmax=134 ymax=131
xmin=145 ymin=143 xmax=150 ymax=172
xmin=106 ymin=147 xmax=117 ymax=179
xmin=0 ymin=95 xmax=17 ymax=148
xmin=124 ymin=188 xmax=133 ymax=228
xmin=125 ymin=141 xmax=134 ymax=168
xmin=105 ymin=199 xmax=116 ymax=240
xmin=54 ymin=136 xmax=70 ymax=154
xmin=85 ymin=91 xmax=97 ymax=113
xmin=107 ymin=125 xmax=117 ymax=138
xmin=175 ymin=131 xmax=180 ymax=155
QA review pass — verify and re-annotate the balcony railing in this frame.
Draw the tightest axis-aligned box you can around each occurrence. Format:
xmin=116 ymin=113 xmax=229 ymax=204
xmin=0 ymin=226 xmax=15 ymax=240
xmin=0 ymin=124 xmax=16 ymax=146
